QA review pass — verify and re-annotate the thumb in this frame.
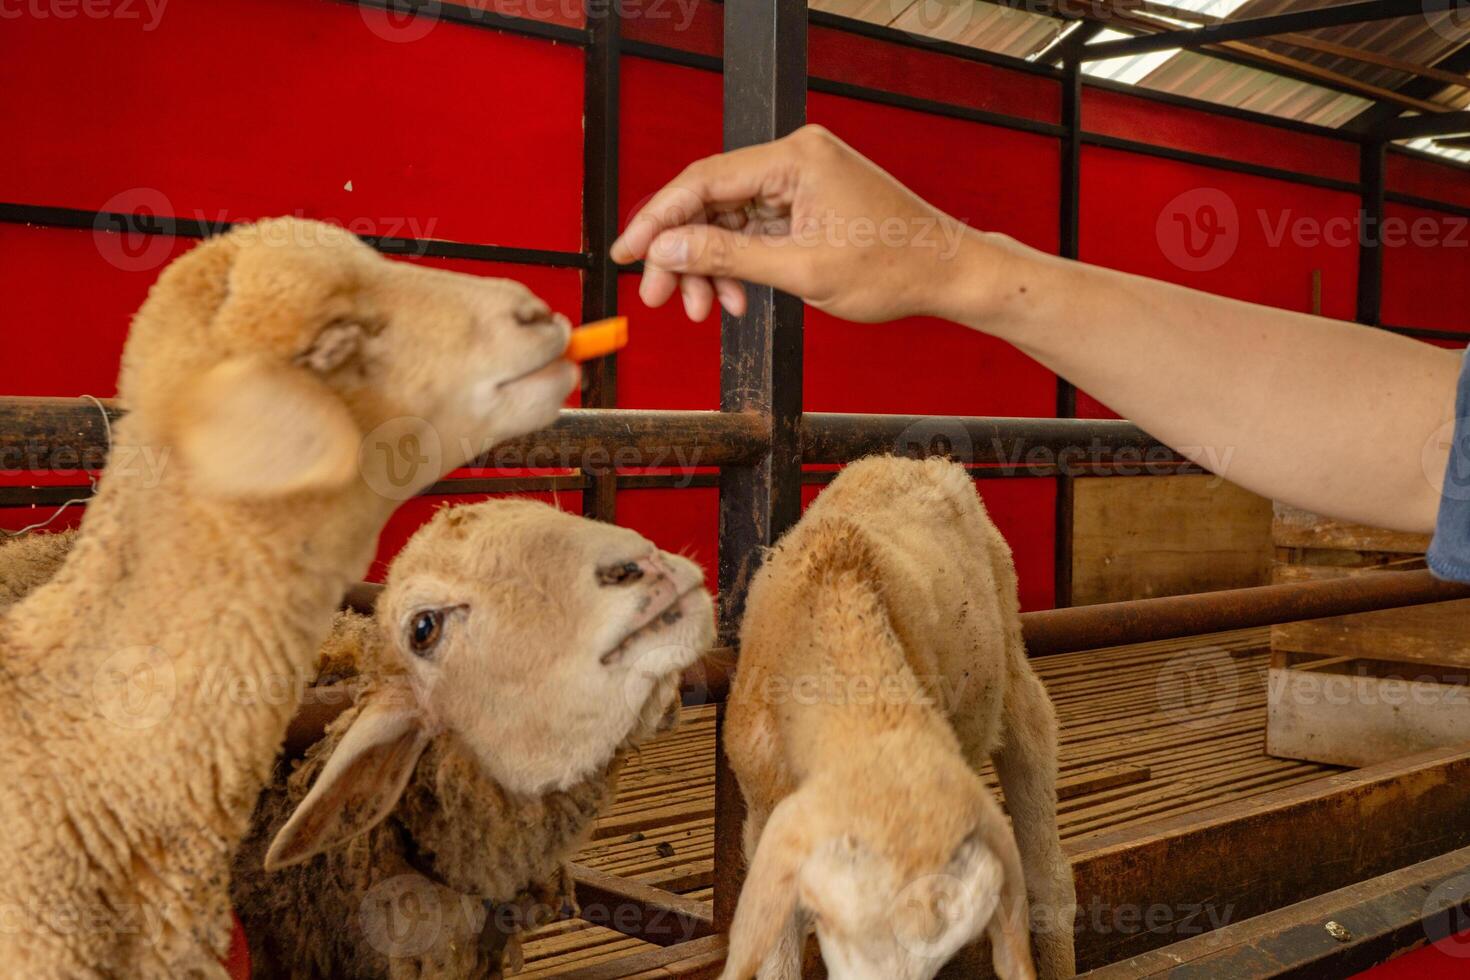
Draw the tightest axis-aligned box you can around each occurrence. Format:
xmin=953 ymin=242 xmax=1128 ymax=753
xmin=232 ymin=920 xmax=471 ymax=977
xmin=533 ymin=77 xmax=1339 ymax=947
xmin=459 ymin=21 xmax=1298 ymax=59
xmin=647 ymin=225 xmax=800 ymax=294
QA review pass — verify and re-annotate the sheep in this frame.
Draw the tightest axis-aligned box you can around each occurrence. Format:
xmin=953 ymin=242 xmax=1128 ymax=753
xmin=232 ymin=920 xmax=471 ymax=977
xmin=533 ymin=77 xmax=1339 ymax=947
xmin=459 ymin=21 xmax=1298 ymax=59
xmin=0 ymin=529 xmax=74 ymax=609
xmin=229 ymin=497 xmax=716 ymax=979
xmin=0 ymin=217 xmax=582 ymax=979
xmin=721 ymin=456 xmax=1076 ymax=980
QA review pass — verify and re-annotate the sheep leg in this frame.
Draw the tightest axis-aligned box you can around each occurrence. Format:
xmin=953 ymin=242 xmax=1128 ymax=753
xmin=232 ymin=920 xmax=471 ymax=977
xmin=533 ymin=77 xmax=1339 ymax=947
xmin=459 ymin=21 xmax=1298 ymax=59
xmin=991 ymin=669 xmax=1076 ymax=980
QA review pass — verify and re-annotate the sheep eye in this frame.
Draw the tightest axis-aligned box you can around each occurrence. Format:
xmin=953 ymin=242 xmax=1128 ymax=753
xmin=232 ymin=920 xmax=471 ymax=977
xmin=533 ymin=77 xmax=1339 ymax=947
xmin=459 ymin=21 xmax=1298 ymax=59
xmin=596 ymin=561 xmax=644 ymax=587
xmin=407 ymin=610 xmax=444 ymax=656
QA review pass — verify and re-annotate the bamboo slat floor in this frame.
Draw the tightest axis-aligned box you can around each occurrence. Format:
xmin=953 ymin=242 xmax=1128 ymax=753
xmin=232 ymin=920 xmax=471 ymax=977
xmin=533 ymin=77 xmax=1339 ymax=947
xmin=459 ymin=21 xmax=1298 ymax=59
xmin=517 ymin=626 xmax=1344 ymax=976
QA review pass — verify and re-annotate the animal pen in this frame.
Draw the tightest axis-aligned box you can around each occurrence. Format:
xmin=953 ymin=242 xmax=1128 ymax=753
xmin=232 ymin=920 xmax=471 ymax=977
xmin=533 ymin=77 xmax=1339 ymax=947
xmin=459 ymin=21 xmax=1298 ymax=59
xmin=5 ymin=0 xmax=1470 ymax=976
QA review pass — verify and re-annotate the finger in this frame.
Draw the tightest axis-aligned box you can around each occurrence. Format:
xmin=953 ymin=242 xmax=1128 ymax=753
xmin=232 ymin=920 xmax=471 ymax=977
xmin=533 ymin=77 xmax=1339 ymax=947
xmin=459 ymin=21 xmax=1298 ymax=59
xmin=638 ymin=264 xmax=680 ymax=309
xmin=611 ymin=141 xmax=793 ymax=263
xmin=647 ymin=224 xmax=799 ymax=296
xmin=680 ymin=274 xmax=716 ymax=322
xmin=714 ymin=277 xmax=746 ymax=317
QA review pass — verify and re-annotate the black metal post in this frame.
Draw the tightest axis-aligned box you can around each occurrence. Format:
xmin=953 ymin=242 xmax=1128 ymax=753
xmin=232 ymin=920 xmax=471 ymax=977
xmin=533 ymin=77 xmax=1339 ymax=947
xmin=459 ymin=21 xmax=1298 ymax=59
xmin=1357 ymin=140 xmax=1385 ymax=326
xmin=1054 ymin=54 xmax=1082 ymax=609
xmin=714 ymin=0 xmax=807 ymax=934
xmin=580 ymin=0 xmax=622 ymax=522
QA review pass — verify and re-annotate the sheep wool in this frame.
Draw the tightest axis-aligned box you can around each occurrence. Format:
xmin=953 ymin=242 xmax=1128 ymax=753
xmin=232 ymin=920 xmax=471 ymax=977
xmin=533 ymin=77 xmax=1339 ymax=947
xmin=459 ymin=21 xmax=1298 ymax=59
xmin=231 ymin=613 xmax=617 ymax=980
xmin=0 ymin=217 xmax=580 ymax=978
xmin=723 ymin=456 xmax=1077 ymax=980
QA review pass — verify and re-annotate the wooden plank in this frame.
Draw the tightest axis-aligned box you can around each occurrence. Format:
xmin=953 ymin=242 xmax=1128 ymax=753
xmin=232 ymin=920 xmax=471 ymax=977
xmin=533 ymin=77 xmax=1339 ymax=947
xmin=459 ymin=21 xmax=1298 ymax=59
xmin=552 ymin=934 xmax=728 ymax=980
xmin=1272 ymin=502 xmax=1431 ymax=554
xmin=1089 ymin=844 xmax=1470 ymax=978
xmin=1272 ymin=600 xmax=1470 ymax=668
xmin=1268 ymin=661 xmax=1470 ymax=768
xmin=571 ymin=863 xmax=713 ymax=948
xmin=1072 ymin=475 xmax=1272 ymax=606
xmin=1066 ymin=742 xmax=1470 ymax=971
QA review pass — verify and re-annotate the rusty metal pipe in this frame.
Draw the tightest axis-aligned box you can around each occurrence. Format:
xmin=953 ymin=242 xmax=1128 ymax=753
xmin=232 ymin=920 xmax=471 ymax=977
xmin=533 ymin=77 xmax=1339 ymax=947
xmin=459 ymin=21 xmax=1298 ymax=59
xmin=1021 ymin=569 xmax=1470 ymax=657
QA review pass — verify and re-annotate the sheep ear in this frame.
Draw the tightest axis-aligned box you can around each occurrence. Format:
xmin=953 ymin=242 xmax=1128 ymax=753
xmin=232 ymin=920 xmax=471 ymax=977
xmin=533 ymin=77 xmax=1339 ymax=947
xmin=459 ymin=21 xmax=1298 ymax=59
xmin=264 ymin=690 xmax=430 ymax=871
xmin=168 ymin=356 xmax=361 ymax=499
xmin=720 ymin=799 xmax=811 ymax=980
xmin=986 ymin=875 xmax=1036 ymax=980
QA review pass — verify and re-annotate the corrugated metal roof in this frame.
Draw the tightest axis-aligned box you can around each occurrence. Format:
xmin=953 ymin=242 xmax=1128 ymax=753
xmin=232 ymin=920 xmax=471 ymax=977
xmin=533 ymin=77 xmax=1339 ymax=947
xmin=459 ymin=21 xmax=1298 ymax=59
xmin=811 ymin=0 xmax=1470 ymax=161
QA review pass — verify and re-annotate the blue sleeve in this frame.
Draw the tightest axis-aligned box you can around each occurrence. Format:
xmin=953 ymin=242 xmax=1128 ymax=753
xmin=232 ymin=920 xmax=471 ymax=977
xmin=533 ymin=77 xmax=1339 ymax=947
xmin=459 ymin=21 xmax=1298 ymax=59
xmin=1427 ymin=350 xmax=1470 ymax=582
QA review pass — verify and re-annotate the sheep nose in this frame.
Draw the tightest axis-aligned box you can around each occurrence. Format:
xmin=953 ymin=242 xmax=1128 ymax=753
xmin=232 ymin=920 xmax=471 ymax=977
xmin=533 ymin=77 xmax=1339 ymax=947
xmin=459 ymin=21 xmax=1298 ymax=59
xmin=513 ymin=299 xmax=555 ymax=328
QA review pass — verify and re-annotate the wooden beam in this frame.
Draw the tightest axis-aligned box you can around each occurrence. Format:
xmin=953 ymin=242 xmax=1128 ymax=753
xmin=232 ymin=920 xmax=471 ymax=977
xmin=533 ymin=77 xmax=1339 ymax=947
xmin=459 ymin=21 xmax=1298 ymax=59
xmin=1083 ymin=1 xmax=1453 ymax=62
xmin=570 ymin=862 xmax=714 ymax=948
xmin=1088 ymin=844 xmax=1470 ymax=977
xmin=1380 ymin=109 xmax=1470 ymax=141
xmin=1067 ymin=742 xmax=1470 ymax=970
xmin=551 ymin=933 xmax=728 ymax=980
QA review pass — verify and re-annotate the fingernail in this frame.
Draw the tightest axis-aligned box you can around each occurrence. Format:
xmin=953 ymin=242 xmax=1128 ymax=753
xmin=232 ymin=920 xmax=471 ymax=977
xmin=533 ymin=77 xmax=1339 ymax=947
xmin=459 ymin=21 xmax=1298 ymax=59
xmin=716 ymin=280 xmax=743 ymax=312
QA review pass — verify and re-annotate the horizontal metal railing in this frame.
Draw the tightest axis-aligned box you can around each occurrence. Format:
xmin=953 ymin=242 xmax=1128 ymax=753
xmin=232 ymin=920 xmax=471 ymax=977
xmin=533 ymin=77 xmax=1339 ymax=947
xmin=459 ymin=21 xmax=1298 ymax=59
xmin=0 ymin=397 xmax=1188 ymax=489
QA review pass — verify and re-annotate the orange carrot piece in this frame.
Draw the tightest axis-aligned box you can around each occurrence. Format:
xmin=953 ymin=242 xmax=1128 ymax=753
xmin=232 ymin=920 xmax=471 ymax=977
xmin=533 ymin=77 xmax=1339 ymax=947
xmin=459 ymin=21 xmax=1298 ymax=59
xmin=565 ymin=316 xmax=629 ymax=362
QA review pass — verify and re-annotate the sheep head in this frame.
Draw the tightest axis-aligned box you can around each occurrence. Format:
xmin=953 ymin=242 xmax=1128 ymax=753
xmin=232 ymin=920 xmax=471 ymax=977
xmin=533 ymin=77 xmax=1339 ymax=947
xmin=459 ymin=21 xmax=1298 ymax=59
xmin=263 ymin=498 xmax=715 ymax=870
xmin=723 ymin=775 xmax=1034 ymax=980
xmin=117 ymin=217 xmax=576 ymax=501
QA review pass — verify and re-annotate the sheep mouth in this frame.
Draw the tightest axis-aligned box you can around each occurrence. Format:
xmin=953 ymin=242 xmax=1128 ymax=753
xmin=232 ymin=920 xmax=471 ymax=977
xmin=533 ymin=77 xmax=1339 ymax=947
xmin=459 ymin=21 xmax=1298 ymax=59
xmin=497 ymin=354 xmax=572 ymax=390
xmin=599 ymin=586 xmax=705 ymax=666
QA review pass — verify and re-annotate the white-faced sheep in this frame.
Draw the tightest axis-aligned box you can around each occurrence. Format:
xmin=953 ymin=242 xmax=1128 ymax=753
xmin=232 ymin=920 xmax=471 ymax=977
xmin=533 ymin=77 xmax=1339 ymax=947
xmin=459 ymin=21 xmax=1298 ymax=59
xmin=229 ymin=498 xmax=715 ymax=979
xmin=0 ymin=217 xmax=580 ymax=978
xmin=722 ymin=456 xmax=1076 ymax=980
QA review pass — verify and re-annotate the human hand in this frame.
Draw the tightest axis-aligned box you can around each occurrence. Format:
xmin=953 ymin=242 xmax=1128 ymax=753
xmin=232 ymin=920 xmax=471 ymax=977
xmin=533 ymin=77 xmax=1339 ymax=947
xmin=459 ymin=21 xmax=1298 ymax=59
xmin=611 ymin=125 xmax=1001 ymax=324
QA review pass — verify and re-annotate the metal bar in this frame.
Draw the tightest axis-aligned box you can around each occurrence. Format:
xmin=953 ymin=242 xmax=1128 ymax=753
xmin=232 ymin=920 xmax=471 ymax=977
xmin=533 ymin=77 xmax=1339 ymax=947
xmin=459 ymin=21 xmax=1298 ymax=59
xmin=1384 ymin=190 xmax=1470 ymax=220
xmin=799 ymin=413 xmax=1182 ymax=467
xmin=1379 ymin=108 xmax=1470 ymax=142
xmin=1078 ymin=133 xmax=1361 ymax=195
xmin=1082 ymin=0 xmax=1448 ymax=63
xmin=1344 ymin=43 xmax=1470 ymax=135
xmin=0 ymin=399 xmax=1200 ymax=475
xmin=2 ymin=203 xmax=590 ymax=269
xmin=0 ymin=462 xmax=1214 ymax=511
xmin=1358 ymin=141 xmax=1386 ymax=326
xmin=580 ymin=0 xmax=622 ymax=523
xmin=807 ymin=76 xmax=1064 ymax=138
xmin=806 ymin=8 xmax=1059 ymax=80
xmin=1022 ymin=569 xmax=1470 ymax=657
xmin=346 ymin=0 xmax=591 ymax=45
xmin=1055 ymin=54 xmax=1082 ymax=610
xmin=1088 ymin=844 xmax=1470 ymax=978
xmin=715 ymin=0 xmax=807 ymax=935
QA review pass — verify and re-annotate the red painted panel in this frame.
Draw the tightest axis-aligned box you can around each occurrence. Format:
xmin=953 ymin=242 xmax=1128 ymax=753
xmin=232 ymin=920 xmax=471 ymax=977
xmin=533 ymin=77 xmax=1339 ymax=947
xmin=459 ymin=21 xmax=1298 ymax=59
xmin=1076 ymin=145 xmax=1360 ymax=418
xmin=618 ymin=485 xmax=720 ymax=589
xmin=0 ymin=0 xmax=584 ymax=251
xmin=616 ymin=274 xmax=721 ymax=408
xmin=370 ymin=491 xmax=580 ymax=581
xmin=619 ymin=57 xmax=723 ymax=227
xmin=1381 ymin=202 xmax=1470 ymax=334
xmin=1083 ymin=87 xmax=1357 ymax=185
xmin=1388 ymin=151 xmax=1470 ymax=210
xmin=810 ymin=91 xmax=1059 ymax=252
xmin=0 ymin=224 xmax=191 ymax=399
xmin=809 ymin=26 xmax=1057 ymax=126
xmin=0 ymin=225 xmax=582 ymax=399
xmin=619 ymin=0 xmax=722 ymax=55
xmin=444 ymin=0 xmax=585 ymax=30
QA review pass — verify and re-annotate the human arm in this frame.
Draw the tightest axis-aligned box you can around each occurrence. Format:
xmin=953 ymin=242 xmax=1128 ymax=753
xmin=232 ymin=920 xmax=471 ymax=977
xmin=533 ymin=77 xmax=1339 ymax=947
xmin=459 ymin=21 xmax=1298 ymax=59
xmin=611 ymin=125 xmax=1461 ymax=533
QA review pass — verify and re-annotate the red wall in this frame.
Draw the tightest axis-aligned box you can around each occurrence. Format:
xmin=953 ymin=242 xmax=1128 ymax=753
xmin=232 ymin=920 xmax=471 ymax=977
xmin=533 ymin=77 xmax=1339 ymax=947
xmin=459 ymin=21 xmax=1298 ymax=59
xmin=4 ymin=0 xmax=1470 ymax=612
